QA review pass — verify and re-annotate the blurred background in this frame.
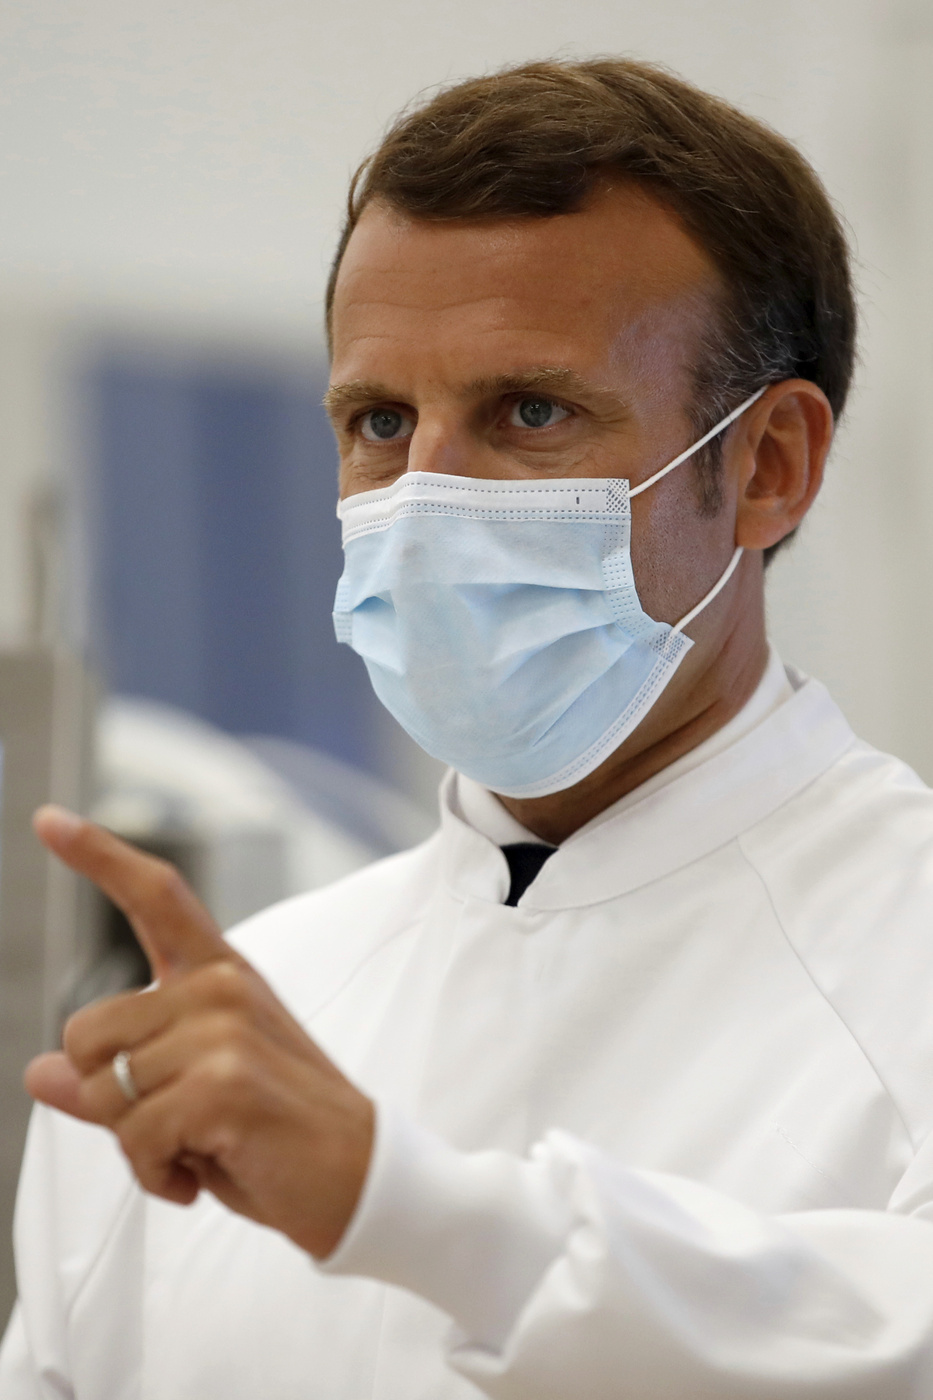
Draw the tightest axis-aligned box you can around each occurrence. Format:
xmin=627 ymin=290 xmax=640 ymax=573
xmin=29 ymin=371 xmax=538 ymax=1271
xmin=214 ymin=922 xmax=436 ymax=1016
xmin=0 ymin=0 xmax=931 ymax=1324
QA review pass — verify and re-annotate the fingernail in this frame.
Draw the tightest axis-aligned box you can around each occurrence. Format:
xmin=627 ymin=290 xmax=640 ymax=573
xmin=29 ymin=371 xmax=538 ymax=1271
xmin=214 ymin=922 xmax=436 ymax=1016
xmin=33 ymin=805 xmax=83 ymax=841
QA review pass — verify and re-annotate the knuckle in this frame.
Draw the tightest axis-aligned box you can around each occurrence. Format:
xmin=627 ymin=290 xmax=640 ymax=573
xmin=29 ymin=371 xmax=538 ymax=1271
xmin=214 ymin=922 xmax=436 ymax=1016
xmin=197 ymin=1044 xmax=254 ymax=1102
xmin=61 ymin=1014 xmax=85 ymax=1066
xmin=114 ymin=1111 xmax=173 ymax=1198
xmin=211 ymin=1044 xmax=250 ymax=1090
xmin=62 ymin=1010 xmax=100 ymax=1074
xmin=115 ymin=1114 xmax=160 ymax=1181
xmin=206 ymin=1009 xmax=249 ymax=1049
xmin=193 ymin=959 xmax=250 ymax=1010
xmin=128 ymin=1152 xmax=163 ymax=1198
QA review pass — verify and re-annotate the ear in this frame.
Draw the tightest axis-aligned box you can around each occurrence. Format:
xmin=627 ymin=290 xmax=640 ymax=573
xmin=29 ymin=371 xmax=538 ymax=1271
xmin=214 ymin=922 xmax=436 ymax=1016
xmin=731 ymin=380 xmax=834 ymax=553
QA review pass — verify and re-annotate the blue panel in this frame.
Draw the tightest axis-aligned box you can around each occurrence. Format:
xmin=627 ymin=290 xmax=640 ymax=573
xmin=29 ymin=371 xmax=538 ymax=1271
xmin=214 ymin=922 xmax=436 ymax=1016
xmin=275 ymin=393 xmax=375 ymax=765
xmin=191 ymin=373 xmax=298 ymax=737
xmin=92 ymin=361 xmax=206 ymax=715
xmin=87 ymin=347 xmax=379 ymax=772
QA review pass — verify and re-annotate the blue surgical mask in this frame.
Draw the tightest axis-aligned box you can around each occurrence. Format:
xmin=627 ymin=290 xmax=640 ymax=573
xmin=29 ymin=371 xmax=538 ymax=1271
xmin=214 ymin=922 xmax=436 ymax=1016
xmin=333 ymin=390 xmax=764 ymax=798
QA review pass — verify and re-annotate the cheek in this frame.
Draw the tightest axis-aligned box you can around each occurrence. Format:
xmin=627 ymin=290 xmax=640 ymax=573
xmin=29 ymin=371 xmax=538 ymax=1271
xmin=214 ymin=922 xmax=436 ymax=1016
xmin=337 ymin=443 xmax=408 ymax=499
xmin=337 ymin=453 xmax=358 ymax=496
xmin=630 ymin=474 xmax=732 ymax=624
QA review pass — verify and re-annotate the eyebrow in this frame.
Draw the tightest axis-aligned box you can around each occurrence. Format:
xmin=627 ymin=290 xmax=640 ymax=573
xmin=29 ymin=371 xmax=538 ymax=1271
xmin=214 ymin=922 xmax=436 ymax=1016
xmin=323 ymin=366 xmax=629 ymax=418
xmin=322 ymin=380 xmax=396 ymax=415
xmin=466 ymin=367 xmax=629 ymax=407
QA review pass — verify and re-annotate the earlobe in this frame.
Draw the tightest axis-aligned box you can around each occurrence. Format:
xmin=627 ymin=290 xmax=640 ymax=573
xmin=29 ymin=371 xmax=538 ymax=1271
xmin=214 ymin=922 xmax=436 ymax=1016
xmin=734 ymin=381 xmax=833 ymax=553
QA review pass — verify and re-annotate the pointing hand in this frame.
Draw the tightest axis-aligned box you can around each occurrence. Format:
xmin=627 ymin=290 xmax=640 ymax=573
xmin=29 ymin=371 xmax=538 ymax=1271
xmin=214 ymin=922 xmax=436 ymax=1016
xmin=25 ymin=806 xmax=374 ymax=1259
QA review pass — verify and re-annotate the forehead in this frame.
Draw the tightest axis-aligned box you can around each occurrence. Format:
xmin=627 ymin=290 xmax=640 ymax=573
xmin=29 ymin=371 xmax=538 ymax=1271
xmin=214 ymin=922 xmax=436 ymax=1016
xmin=329 ymin=182 xmax=720 ymax=383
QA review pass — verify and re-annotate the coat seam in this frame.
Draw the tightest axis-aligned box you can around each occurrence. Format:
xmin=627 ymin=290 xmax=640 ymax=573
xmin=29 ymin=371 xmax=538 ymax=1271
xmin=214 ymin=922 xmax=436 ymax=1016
xmin=736 ymin=833 xmax=918 ymax=1154
xmin=297 ymin=916 xmax=426 ymax=1030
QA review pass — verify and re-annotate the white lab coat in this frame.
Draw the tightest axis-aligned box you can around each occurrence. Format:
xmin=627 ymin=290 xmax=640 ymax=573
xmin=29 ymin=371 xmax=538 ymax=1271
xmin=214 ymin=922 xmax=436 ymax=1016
xmin=6 ymin=666 xmax=933 ymax=1398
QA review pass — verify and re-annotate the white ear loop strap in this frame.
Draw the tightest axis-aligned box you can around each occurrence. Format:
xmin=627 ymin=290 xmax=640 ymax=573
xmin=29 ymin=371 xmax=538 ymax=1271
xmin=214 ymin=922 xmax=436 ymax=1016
xmin=671 ymin=545 xmax=744 ymax=636
xmin=628 ymin=387 xmax=764 ymax=636
xmin=629 ymin=388 xmax=767 ymax=499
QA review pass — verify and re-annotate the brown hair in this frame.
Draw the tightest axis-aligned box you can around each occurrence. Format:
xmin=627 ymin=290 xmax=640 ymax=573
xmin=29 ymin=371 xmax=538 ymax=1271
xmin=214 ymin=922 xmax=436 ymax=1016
xmin=327 ymin=58 xmax=856 ymax=558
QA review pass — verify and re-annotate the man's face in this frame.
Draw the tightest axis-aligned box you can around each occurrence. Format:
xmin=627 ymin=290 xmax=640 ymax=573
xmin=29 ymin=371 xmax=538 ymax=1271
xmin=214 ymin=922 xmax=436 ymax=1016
xmin=327 ymin=180 xmax=740 ymax=628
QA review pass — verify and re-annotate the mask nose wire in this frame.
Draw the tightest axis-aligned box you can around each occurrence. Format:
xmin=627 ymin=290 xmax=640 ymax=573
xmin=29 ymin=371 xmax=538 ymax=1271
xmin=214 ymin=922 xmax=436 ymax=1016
xmin=628 ymin=387 xmax=766 ymax=499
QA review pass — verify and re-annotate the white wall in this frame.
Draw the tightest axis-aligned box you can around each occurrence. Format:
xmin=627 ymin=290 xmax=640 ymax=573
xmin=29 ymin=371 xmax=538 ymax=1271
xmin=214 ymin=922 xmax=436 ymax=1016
xmin=0 ymin=0 xmax=931 ymax=773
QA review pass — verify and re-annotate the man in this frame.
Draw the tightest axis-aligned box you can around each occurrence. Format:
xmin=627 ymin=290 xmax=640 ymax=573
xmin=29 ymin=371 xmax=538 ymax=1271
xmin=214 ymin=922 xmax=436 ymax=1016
xmin=3 ymin=55 xmax=933 ymax=1398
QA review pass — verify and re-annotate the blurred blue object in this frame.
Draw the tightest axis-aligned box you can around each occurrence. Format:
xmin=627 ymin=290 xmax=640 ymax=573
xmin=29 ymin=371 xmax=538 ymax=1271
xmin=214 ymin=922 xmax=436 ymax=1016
xmin=86 ymin=344 xmax=381 ymax=774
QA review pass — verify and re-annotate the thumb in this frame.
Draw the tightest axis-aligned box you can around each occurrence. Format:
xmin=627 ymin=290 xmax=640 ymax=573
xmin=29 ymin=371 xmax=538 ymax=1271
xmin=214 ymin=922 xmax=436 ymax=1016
xmin=24 ymin=1051 xmax=89 ymax=1119
xmin=33 ymin=805 xmax=230 ymax=979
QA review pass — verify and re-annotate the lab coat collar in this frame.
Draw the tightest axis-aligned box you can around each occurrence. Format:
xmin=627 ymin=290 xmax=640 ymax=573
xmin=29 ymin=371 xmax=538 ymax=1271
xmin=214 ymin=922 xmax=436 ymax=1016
xmin=439 ymin=676 xmax=855 ymax=910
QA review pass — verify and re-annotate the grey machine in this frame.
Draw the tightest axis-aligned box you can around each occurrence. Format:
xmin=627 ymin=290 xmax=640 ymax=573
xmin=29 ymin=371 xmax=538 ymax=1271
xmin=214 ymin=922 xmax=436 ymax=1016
xmin=0 ymin=648 xmax=97 ymax=1328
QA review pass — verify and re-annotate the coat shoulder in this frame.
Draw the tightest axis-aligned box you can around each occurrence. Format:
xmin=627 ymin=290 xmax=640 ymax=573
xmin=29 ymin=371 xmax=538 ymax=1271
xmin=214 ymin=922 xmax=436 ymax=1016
xmin=742 ymin=739 xmax=933 ymax=1144
xmin=225 ymin=832 xmax=445 ymax=1019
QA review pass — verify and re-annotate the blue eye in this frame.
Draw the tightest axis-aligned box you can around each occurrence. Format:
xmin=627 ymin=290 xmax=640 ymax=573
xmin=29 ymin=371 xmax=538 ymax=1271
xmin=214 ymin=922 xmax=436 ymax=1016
xmin=361 ymin=409 xmax=414 ymax=442
xmin=510 ymin=398 xmax=570 ymax=429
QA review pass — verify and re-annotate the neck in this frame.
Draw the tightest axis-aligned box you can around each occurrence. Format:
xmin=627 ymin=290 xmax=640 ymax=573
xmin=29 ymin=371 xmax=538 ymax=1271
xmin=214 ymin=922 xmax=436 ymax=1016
xmin=498 ymin=611 xmax=769 ymax=846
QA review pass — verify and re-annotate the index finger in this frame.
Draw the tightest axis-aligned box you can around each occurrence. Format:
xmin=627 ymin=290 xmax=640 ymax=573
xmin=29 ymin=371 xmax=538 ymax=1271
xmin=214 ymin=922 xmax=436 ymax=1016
xmin=34 ymin=806 xmax=230 ymax=979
